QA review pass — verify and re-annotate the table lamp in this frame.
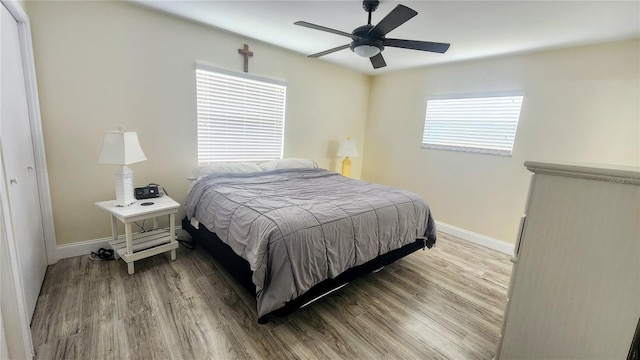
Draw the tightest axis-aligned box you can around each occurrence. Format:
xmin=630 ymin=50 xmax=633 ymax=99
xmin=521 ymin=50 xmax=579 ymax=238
xmin=98 ymin=127 xmax=147 ymax=207
xmin=337 ymin=137 xmax=359 ymax=177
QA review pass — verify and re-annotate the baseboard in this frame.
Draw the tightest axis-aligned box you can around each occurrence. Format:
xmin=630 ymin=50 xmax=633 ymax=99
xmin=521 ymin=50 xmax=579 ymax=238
xmin=56 ymin=237 xmax=111 ymax=260
xmin=436 ymin=221 xmax=514 ymax=255
xmin=55 ymin=226 xmax=184 ymax=261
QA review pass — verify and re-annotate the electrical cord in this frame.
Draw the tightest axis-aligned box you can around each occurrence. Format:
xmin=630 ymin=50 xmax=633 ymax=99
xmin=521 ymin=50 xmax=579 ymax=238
xmin=134 ymin=220 xmax=146 ymax=233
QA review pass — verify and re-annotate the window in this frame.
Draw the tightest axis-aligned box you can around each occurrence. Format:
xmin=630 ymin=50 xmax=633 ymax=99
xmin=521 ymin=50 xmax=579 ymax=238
xmin=422 ymin=91 xmax=524 ymax=156
xmin=196 ymin=64 xmax=286 ymax=164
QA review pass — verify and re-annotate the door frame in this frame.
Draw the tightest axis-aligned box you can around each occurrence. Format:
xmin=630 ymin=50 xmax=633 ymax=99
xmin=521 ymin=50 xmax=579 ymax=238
xmin=2 ymin=1 xmax=57 ymax=265
xmin=0 ymin=1 xmax=56 ymax=358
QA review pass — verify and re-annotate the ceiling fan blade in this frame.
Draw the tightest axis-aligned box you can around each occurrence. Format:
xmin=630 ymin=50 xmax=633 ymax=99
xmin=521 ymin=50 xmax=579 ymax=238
xmin=308 ymin=44 xmax=351 ymax=58
xmin=384 ymin=38 xmax=450 ymax=53
xmin=294 ymin=21 xmax=357 ymax=39
xmin=368 ymin=5 xmax=417 ymax=38
xmin=370 ymin=53 xmax=387 ymax=69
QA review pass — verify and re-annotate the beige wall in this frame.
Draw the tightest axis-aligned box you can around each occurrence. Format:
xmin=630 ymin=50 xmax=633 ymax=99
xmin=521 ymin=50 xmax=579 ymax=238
xmin=27 ymin=1 xmax=370 ymax=245
xmin=362 ymin=39 xmax=640 ymax=244
xmin=27 ymin=0 xmax=640 ymax=247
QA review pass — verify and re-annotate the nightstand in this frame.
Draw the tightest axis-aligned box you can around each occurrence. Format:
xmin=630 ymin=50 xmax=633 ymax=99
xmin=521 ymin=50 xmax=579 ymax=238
xmin=95 ymin=195 xmax=180 ymax=274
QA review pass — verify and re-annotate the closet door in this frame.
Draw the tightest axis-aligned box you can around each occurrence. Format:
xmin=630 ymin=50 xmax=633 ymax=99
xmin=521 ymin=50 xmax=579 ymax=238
xmin=0 ymin=3 xmax=48 ymax=321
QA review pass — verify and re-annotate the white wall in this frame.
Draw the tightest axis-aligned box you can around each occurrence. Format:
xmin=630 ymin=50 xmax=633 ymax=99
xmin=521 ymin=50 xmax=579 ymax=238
xmin=27 ymin=1 xmax=370 ymax=245
xmin=363 ymin=39 xmax=640 ymax=244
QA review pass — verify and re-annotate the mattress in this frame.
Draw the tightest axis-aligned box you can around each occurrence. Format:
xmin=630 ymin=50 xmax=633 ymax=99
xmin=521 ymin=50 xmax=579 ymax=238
xmin=184 ymin=168 xmax=436 ymax=318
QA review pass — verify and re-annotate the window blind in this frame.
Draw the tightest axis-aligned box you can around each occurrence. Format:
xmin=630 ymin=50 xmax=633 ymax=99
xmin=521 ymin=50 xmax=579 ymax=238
xmin=422 ymin=93 xmax=524 ymax=156
xmin=196 ymin=65 xmax=286 ymax=164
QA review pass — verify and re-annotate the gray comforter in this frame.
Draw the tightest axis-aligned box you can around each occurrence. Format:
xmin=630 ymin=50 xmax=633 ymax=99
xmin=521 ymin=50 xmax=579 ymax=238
xmin=184 ymin=168 xmax=436 ymax=317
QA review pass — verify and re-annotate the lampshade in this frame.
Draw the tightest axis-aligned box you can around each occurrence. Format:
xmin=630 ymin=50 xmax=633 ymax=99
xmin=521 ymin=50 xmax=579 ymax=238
xmin=337 ymin=138 xmax=359 ymax=158
xmin=353 ymin=45 xmax=381 ymax=58
xmin=98 ymin=129 xmax=147 ymax=165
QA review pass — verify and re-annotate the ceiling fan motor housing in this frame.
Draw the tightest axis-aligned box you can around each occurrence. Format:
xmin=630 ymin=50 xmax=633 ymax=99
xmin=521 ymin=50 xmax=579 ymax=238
xmin=350 ymin=24 xmax=384 ymax=55
xmin=362 ymin=0 xmax=380 ymax=13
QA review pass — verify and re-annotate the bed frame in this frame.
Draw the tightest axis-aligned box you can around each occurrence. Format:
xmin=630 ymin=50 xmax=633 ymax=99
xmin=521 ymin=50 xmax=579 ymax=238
xmin=182 ymin=217 xmax=436 ymax=324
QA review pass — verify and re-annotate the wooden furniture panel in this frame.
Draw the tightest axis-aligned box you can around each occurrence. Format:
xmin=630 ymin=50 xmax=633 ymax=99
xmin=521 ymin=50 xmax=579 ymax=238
xmin=497 ymin=162 xmax=640 ymax=358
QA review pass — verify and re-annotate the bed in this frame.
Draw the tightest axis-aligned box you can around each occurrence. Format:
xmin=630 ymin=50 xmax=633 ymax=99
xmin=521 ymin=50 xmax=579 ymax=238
xmin=183 ymin=165 xmax=436 ymax=323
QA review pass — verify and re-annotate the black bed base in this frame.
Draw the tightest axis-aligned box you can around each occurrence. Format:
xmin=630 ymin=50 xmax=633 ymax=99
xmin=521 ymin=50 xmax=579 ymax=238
xmin=182 ymin=217 xmax=435 ymax=324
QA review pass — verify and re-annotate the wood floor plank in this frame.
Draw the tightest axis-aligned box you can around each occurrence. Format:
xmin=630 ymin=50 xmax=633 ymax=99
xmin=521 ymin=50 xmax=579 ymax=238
xmin=31 ymin=232 xmax=510 ymax=359
xmin=38 ymin=334 xmax=87 ymax=360
xmin=401 ymin=256 xmax=508 ymax=316
xmin=33 ymin=283 xmax=85 ymax=346
xmin=271 ymin=313 xmax=346 ymax=360
xmin=187 ymin=255 xmax=296 ymax=359
xmin=287 ymin=306 xmax=385 ymax=359
xmin=83 ymin=317 xmax=130 ymax=360
xmin=348 ymin=274 xmax=479 ymax=359
xmin=373 ymin=270 xmax=470 ymax=341
xmin=80 ymin=276 xmax=126 ymax=321
xmin=123 ymin=311 xmax=178 ymax=360
xmin=311 ymin=302 xmax=393 ymax=358
xmin=380 ymin=267 xmax=489 ymax=340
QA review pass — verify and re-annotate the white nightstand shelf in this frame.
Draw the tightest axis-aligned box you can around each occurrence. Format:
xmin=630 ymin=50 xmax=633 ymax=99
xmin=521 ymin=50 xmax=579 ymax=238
xmin=95 ymin=195 xmax=180 ymax=274
xmin=109 ymin=229 xmax=178 ymax=262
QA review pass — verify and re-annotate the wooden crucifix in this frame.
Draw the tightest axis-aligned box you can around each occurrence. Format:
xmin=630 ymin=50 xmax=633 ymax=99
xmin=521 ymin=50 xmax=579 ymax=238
xmin=238 ymin=44 xmax=253 ymax=73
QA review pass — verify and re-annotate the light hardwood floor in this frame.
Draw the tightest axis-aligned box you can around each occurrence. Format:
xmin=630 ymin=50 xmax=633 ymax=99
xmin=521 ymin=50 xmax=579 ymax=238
xmin=31 ymin=233 xmax=512 ymax=359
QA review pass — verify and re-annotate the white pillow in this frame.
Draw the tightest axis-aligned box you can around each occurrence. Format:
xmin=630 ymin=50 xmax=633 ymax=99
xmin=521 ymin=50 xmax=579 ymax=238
xmin=258 ymin=158 xmax=318 ymax=171
xmin=188 ymin=162 xmax=262 ymax=180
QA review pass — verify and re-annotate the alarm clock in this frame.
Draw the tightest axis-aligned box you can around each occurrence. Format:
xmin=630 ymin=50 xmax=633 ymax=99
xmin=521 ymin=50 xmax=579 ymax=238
xmin=134 ymin=185 xmax=160 ymax=200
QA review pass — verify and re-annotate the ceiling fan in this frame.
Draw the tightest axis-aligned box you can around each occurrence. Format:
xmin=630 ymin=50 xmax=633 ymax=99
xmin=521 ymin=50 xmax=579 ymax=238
xmin=294 ymin=0 xmax=450 ymax=69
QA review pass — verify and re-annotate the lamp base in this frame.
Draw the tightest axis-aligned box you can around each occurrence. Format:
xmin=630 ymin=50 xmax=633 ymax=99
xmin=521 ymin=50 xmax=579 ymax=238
xmin=114 ymin=165 xmax=136 ymax=207
xmin=341 ymin=156 xmax=352 ymax=177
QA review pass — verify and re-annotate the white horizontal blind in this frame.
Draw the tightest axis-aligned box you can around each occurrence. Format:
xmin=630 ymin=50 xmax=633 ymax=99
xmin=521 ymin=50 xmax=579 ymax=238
xmin=196 ymin=65 xmax=286 ymax=164
xmin=422 ymin=93 xmax=524 ymax=156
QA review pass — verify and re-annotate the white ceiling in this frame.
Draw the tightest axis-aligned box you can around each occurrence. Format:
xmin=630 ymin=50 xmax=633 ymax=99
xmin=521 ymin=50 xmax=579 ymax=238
xmin=131 ymin=0 xmax=640 ymax=75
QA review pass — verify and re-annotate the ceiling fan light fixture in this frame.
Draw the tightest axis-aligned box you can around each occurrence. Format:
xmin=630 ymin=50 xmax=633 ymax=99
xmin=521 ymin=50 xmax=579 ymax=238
xmin=353 ymin=44 xmax=381 ymax=57
xmin=350 ymin=34 xmax=384 ymax=58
